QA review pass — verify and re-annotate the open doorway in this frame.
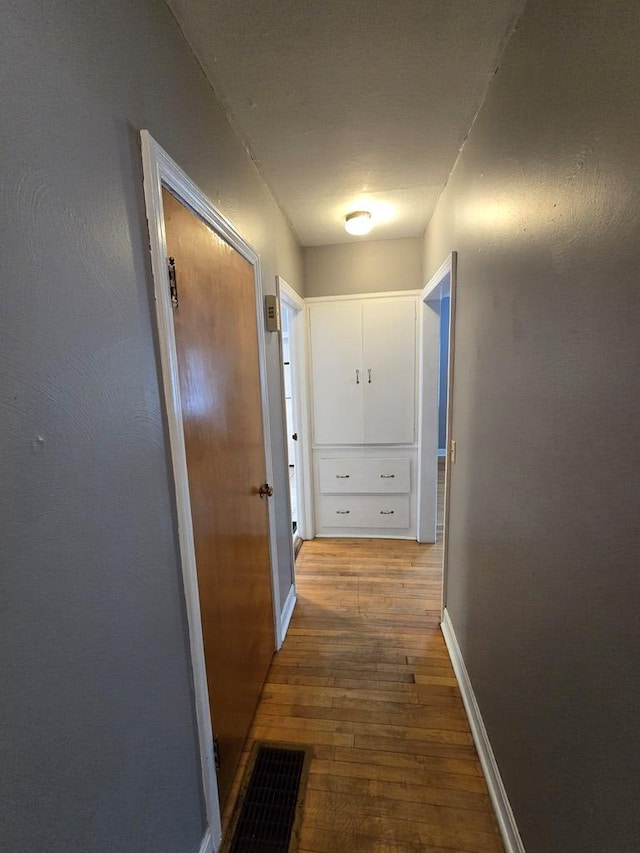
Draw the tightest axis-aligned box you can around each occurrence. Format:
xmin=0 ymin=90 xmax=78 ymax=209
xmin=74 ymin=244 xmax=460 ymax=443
xmin=277 ymin=277 xmax=313 ymax=556
xmin=281 ymin=302 xmax=301 ymax=554
xmin=417 ymin=253 xmax=457 ymax=613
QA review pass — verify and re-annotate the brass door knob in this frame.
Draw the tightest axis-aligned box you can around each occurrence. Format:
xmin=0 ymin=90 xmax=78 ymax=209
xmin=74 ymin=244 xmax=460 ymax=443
xmin=258 ymin=483 xmax=274 ymax=498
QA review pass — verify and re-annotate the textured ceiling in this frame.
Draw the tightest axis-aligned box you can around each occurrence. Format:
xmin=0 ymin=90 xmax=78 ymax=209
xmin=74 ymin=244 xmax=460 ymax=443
xmin=166 ymin=0 xmax=526 ymax=246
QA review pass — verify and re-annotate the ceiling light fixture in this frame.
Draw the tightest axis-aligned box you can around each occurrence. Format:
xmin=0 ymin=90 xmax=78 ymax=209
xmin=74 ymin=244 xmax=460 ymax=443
xmin=344 ymin=210 xmax=372 ymax=236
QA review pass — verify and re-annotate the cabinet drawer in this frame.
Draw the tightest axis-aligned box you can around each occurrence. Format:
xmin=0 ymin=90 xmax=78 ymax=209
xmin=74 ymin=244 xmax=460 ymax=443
xmin=318 ymin=495 xmax=410 ymax=528
xmin=318 ymin=458 xmax=410 ymax=494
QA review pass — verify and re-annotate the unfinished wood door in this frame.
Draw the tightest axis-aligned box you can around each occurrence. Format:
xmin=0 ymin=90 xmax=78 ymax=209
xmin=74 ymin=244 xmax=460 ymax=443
xmin=162 ymin=188 xmax=274 ymax=810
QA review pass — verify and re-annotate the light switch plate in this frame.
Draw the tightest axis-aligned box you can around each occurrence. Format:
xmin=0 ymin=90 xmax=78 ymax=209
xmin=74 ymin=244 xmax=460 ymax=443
xmin=264 ymin=294 xmax=281 ymax=332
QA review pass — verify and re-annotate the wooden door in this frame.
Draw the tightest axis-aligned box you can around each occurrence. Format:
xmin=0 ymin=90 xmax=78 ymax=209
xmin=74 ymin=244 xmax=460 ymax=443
xmin=362 ymin=299 xmax=416 ymax=443
xmin=309 ymin=301 xmax=363 ymax=444
xmin=162 ymin=188 xmax=274 ymax=810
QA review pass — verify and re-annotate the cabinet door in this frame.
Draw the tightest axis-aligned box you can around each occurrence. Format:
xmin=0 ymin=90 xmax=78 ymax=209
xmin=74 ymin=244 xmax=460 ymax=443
xmin=362 ymin=299 xmax=416 ymax=443
xmin=318 ymin=457 xmax=411 ymax=493
xmin=309 ymin=301 xmax=363 ymax=444
xmin=318 ymin=495 xmax=410 ymax=528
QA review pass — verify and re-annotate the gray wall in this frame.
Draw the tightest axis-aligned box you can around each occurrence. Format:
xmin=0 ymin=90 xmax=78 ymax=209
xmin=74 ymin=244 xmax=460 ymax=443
xmin=304 ymin=237 xmax=422 ymax=296
xmin=1 ymin=1 xmax=302 ymax=850
xmin=423 ymin=1 xmax=640 ymax=850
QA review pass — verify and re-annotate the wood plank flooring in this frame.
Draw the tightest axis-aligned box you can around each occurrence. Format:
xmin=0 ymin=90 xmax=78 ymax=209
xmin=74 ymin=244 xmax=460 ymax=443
xmin=222 ymin=532 xmax=503 ymax=852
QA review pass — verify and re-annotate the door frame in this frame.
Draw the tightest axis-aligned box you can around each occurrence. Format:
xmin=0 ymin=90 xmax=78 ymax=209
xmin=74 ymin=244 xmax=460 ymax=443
xmin=417 ymin=252 xmax=457 ymax=615
xmin=140 ymin=130 xmax=281 ymax=852
xmin=277 ymin=276 xmax=314 ymax=542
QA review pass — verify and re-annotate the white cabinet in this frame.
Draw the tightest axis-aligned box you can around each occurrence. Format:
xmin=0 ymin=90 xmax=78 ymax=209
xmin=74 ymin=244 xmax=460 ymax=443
xmin=317 ymin=494 xmax=410 ymax=529
xmin=318 ymin=457 xmax=410 ymax=494
xmin=313 ymin=451 xmax=416 ymax=537
xmin=309 ymin=297 xmax=416 ymax=445
xmin=308 ymin=293 xmax=419 ymax=539
xmin=361 ymin=300 xmax=416 ymax=444
xmin=309 ymin=300 xmax=363 ymax=444
xmin=317 ymin=457 xmax=411 ymax=529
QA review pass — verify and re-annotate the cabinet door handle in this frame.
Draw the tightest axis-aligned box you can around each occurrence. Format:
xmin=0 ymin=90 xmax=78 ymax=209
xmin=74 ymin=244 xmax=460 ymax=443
xmin=380 ymin=474 xmax=395 ymax=479
xmin=336 ymin=510 xmax=350 ymax=515
xmin=368 ymin=369 xmax=372 ymax=383
xmin=380 ymin=510 xmax=395 ymax=515
xmin=355 ymin=369 xmax=360 ymax=385
xmin=336 ymin=474 xmax=350 ymax=479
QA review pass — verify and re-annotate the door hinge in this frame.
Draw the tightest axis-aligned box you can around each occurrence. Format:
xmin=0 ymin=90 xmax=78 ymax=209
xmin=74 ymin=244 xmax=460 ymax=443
xmin=168 ymin=256 xmax=178 ymax=309
xmin=213 ymin=733 xmax=220 ymax=770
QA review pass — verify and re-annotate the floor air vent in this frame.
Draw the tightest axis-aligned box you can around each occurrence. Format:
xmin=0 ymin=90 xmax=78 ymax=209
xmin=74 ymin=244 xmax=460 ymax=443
xmin=225 ymin=743 xmax=312 ymax=852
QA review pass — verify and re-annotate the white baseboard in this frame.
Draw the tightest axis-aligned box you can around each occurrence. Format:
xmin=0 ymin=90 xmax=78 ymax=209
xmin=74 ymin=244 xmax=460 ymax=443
xmin=279 ymin=585 xmax=297 ymax=648
xmin=441 ymin=609 xmax=525 ymax=853
xmin=199 ymin=828 xmax=214 ymax=853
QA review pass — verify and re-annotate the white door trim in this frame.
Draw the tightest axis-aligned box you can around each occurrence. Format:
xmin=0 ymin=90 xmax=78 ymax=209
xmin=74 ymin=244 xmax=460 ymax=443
xmin=277 ymin=277 xmax=314 ymax=541
xmin=441 ymin=252 xmax=457 ymax=613
xmin=140 ymin=130 xmax=281 ymax=848
xmin=417 ymin=252 xmax=457 ymax=614
xmin=421 ymin=254 xmax=453 ymax=301
xmin=198 ymin=829 xmax=214 ymax=853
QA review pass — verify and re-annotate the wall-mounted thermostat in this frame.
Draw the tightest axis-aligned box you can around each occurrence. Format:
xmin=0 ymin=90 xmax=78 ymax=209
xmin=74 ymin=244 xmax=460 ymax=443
xmin=264 ymin=294 xmax=281 ymax=332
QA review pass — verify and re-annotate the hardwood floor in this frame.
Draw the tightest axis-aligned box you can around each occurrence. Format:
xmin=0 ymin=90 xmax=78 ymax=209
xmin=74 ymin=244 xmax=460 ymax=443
xmin=222 ymin=528 xmax=503 ymax=850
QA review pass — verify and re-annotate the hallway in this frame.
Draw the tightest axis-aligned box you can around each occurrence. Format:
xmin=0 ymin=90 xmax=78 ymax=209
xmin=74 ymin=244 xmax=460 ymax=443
xmin=223 ymin=535 xmax=503 ymax=852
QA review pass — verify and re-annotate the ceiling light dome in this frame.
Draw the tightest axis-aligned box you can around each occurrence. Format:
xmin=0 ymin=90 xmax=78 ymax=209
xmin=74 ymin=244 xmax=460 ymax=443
xmin=344 ymin=210 xmax=372 ymax=236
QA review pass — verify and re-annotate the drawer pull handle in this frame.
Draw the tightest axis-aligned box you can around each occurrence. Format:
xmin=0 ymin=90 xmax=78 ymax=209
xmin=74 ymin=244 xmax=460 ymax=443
xmin=355 ymin=369 xmax=360 ymax=385
xmin=336 ymin=510 xmax=350 ymax=515
xmin=380 ymin=510 xmax=395 ymax=515
xmin=380 ymin=474 xmax=395 ymax=479
xmin=336 ymin=474 xmax=350 ymax=479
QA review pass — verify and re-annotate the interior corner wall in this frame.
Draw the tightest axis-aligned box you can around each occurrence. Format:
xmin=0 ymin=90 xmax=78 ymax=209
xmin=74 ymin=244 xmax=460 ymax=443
xmin=1 ymin=1 xmax=302 ymax=851
xmin=423 ymin=1 xmax=640 ymax=851
xmin=303 ymin=237 xmax=423 ymax=297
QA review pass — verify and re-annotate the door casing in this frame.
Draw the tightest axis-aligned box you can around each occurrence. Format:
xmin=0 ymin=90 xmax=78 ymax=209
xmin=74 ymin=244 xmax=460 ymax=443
xmin=417 ymin=251 xmax=457 ymax=617
xmin=277 ymin=276 xmax=313 ymax=541
xmin=140 ymin=130 xmax=281 ymax=852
